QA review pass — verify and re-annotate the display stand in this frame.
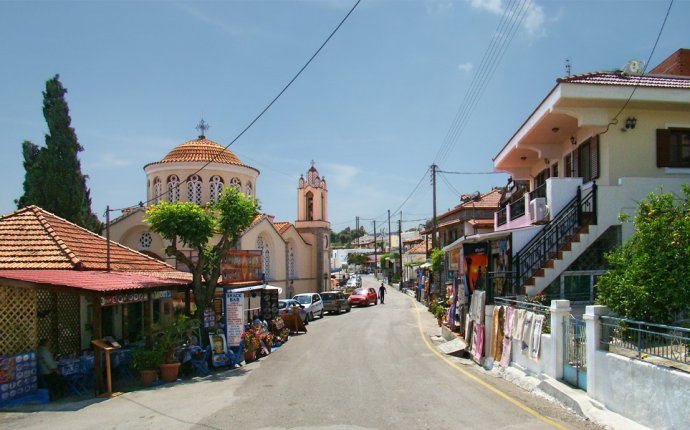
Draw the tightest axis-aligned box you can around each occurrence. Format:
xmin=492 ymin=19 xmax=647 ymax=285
xmin=91 ymin=339 xmax=123 ymax=398
xmin=280 ymin=313 xmax=307 ymax=334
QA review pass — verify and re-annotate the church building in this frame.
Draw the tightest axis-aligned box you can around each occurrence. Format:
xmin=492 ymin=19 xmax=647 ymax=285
xmin=109 ymin=125 xmax=331 ymax=298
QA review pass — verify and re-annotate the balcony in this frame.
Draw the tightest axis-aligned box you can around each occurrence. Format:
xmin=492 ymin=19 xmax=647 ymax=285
xmin=494 ymin=178 xmax=584 ymax=231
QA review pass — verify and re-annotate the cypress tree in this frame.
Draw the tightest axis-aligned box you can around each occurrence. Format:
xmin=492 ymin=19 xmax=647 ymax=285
xmin=16 ymin=75 xmax=102 ymax=233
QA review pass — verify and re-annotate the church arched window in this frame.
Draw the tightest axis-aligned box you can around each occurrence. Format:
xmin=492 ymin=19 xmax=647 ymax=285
xmin=306 ymin=191 xmax=314 ymax=221
xmin=167 ymin=175 xmax=180 ymax=202
xmin=153 ymin=177 xmax=162 ymax=204
xmin=288 ymin=246 xmax=296 ymax=279
xmin=245 ymin=181 xmax=253 ymax=198
xmin=230 ymin=177 xmax=241 ymax=191
xmin=210 ymin=176 xmax=224 ymax=203
xmin=256 ymin=236 xmax=270 ymax=280
xmin=187 ymin=174 xmax=202 ymax=204
xmin=139 ymin=232 xmax=152 ymax=249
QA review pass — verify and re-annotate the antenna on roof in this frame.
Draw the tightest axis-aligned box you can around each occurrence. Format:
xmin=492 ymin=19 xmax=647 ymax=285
xmin=565 ymin=58 xmax=571 ymax=77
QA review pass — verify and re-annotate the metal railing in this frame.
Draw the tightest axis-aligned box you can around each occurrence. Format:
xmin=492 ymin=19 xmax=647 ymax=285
xmin=513 ymin=184 xmax=597 ymax=291
xmin=600 ymin=316 xmax=690 ymax=366
xmin=494 ymin=297 xmax=551 ymax=333
xmin=510 ymin=196 xmax=526 ymax=220
xmin=496 ymin=206 xmax=508 ymax=227
xmin=484 ymin=272 xmax=517 ymax=304
xmin=531 ymin=182 xmax=547 ymax=200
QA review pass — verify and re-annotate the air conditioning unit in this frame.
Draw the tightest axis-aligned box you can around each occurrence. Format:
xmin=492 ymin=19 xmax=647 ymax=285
xmin=530 ymin=198 xmax=548 ymax=223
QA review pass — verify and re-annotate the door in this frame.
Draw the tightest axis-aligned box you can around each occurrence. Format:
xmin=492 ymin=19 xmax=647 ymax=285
xmin=563 ymin=315 xmax=587 ymax=390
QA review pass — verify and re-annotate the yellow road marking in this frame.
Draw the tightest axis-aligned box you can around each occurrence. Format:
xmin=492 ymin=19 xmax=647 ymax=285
xmin=412 ymin=299 xmax=569 ymax=430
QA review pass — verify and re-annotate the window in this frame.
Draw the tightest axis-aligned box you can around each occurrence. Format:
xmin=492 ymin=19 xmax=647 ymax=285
xmin=657 ymin=128 xmax=690 ymax=168
xmin=256 ymin=236 xmax=270 ymax=280
xmin=139 ymin=232 xmax=152 ymax=249
xmin=187 ymin=174 xmax=202 ymax=204
xmin=288 ymin=247 xmax=296 ymax=279
xmin=551 ymin=161 xmax=559 ymax=178
xmin=306 ymin=191 xmax=314 ymax=221
xmin=230 ymin=177 xmax=241 ymax=191
xmin=153 ymin=177 xmax=162 ymax=204
xmin=245 ymin=182 xmax=253 ymax=198
xmin=566 ymin=136 xmax=599 ymax=182
xmin=210 ymin=176 xmax=224 ymax=203
xmin=167 ymin=175 xmax=180 ymax=202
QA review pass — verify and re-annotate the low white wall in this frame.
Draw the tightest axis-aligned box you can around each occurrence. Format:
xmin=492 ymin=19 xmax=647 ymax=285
xmin=509 ymin=334 xmax=551 ymax=375
xmin=592 ymin=351 xmax=690 ymax=430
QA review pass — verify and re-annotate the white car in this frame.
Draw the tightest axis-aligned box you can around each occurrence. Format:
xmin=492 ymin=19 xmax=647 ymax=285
xmin=292 ymin=293 xmax=324 ymax=321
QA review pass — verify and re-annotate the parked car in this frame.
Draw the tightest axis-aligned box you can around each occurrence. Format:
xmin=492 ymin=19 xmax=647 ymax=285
xmin=320 ymin=291 xmax=351 ymax=314
xmin=278 ymin=299 xmax=309 ymax=325
xmin=293 ymin=293 xmax=324 ymax=321
xmin=347 ymin=287 xmax=378 ymax=307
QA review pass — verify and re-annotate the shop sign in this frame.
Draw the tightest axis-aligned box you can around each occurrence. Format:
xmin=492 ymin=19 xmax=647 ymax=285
xmin=220 ymin=250 xmax=262 ymax=284
xmin=224 ymin=291 xmax=244 ymax=347
xmin=151 ymin=290 xmax=172 ymax=300
xmin=449 ymin=248 xmax=460 ymax=271
xmin=100 ymin=292 xmax=147 ymax=306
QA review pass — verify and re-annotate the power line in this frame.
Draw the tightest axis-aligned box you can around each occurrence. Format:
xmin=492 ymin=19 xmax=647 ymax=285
xmin=437 ymin=170 xmax=503 ymax=175
xmin=110 ymin=0 xmax=362 ymax=212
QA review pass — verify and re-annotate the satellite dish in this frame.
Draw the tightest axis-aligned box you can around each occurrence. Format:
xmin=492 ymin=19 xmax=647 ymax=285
xmin=622 ymin=59 xmax=644 ymax=76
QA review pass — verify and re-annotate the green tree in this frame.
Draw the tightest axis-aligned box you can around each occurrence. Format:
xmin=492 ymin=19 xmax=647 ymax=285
xmin=145 ymin=187 xmax=258 ymax=327
xmin=596 ymin=185 xmax=690 ymax=324
xmin=347 ymin=252 xmax=369 ymax=267
xmin=16 ymin=75 xmax=101 ymax=232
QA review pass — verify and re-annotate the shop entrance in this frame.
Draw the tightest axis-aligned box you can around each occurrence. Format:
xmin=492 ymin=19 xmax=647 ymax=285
xmin=563 ymin=315 xmax=587 ymax=390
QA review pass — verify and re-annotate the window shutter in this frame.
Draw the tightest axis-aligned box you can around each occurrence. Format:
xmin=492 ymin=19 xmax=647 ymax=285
xmin=591 ymin=135 xmax=600 ymax=180
xmin=573 ymin=148 xmax=580 ymax=177
xmin=657 ymin=129 xmax=671 ymax=167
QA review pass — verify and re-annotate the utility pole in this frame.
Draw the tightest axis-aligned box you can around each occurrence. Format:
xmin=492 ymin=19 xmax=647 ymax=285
xmin=373 ymin=220 xmax=377 ymax=276
xmin=431 ymin=164 xmax=438 ymax=250
xmin=106 ymin=205 xmax=111 ymax=272
xmin=398 ymin=219 xmax=403 ymax=284
xmin=356 ymin=216 xmax=359 ymax=248
xmin=387 ymin=209 xmax=391 ymax=253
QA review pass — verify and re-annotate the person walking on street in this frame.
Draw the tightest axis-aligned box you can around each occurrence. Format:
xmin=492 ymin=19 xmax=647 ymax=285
xmin=379 ymin=282 xmax=387 ymax=304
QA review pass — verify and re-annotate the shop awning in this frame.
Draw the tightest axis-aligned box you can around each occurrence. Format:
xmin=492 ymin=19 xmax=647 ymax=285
xmin=441 ymin=226 xmax=539 ymax=252
xmin=225 ymin=284 xmax=265 ymax=293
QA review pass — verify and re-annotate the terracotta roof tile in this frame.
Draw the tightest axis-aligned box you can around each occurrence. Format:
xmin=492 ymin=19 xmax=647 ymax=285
xmin=0 ymin=206 xmax=176 ymax=272
xmin=273 ymin=222 xmax=292 ymax=234
xmin=0 ymin=269 xmax=188 ymax=293
xmin=144 ymin=137 xmax=255 ymax=169
xmin=468 ymin=219 xmax=494 ymax=227
xmin=558 ymin=72 xmax=690 ymax=89
xmin=407 ymin=240 xmax=431 ymax=254
xmin=458 ymin=189 xmax=502 ymax=209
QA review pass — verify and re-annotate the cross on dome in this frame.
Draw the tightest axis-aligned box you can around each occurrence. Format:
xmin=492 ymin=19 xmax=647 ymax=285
xmin=196 ymin=118 xmax=210 ymax=138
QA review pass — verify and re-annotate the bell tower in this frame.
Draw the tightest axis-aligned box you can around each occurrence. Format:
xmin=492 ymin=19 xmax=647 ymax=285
xmin=295 ymin=162 xmax=331 ymax=292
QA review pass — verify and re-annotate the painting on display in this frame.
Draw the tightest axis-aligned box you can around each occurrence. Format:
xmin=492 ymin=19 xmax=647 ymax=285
xmin=220 ymin=250 xmax=262 ymax=284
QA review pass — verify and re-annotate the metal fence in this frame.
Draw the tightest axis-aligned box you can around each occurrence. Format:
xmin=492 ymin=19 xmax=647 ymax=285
xmin=600 ymin=316 xmax=690 ymax=366
xmin=494 ymin=296 xmax=551 ymax=333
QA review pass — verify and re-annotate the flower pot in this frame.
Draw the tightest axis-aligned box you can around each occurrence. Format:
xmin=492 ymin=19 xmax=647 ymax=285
xmin=159 ymin=362 xmax=181 ymax=382
xmin=140 ymin=369 xmax=158 ymax=387
xmin=244 ymin=350 xmax=257 ymax=363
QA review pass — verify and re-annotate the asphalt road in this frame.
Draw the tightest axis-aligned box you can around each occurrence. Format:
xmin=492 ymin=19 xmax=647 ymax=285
xmin=1 ymin=275 xmax=601 ymax=430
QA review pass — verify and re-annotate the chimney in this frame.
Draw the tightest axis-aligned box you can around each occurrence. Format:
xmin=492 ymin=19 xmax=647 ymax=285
xmin=649 ymin=48 xmax=690 ymax=76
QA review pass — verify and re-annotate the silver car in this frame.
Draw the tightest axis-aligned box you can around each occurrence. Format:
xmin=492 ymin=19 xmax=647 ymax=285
xmin=278 ymin=299 xmax=309 ymax=325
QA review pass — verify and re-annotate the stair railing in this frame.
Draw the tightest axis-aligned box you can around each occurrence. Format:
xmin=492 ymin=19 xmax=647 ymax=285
xmin=514 ymin=182 xmax=597 ymax=291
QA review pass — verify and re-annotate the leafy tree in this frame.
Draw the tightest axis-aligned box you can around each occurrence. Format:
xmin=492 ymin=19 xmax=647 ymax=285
xmin=145 ymin=188 xmax=258 ymax=327
xmin=347 ymin=252 xmax=369 ymax=267
xmin=596 ymin=185 xmax=690 ymax=324
xmin=16 ymin=75 xmax=102 ymax=232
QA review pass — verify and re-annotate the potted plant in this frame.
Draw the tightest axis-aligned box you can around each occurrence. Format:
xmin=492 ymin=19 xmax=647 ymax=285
xmin=241 ymin=330 xmax=261 ymax=362
xmin=130 ymin=348 xmax=164 ymax=387
xmin=155 ymin=314 xmax=199 ymax=382
xmin=433 ymin=305 xmax=447 ymax=327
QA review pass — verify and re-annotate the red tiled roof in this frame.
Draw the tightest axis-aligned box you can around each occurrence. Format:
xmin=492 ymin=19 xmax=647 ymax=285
xmin=273 ymin=222 xmax=292 ymax=234
xmin=407 ymin=240 xmax=430 ymax=255
xmin=436 ymin=219 xmax=462 ymax=229
xmin=458 ymin=189 xmax=502 ymax=209
xmin=145 ymin=137 xmax=245 ymax=167
xmin=0 ymin=270 xmax=188 ymax=294
xmin=558 ymin=72 xmax=690 ymax=89
xmin=403 ymin=237 xmax=423 ymax=244
xmin=0 ymin=206 xmax=176 ymax=271
xmin=468 ymin=219 xmax=495 ymax=227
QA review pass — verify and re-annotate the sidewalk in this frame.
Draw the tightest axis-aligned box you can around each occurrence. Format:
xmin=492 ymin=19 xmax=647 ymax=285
xmin=404 ymin=290 xmax=650 ymax=430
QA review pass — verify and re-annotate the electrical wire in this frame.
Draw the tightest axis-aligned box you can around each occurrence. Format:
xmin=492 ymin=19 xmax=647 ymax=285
xmin=602 ymin=0 xmax=674 ymax=135
xmin=108 ymin=0 xmax=361 ymax=212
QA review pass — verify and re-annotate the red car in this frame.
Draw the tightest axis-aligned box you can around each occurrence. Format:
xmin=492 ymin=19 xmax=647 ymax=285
xmin=347 ymin=287 xmax=378 ymax=307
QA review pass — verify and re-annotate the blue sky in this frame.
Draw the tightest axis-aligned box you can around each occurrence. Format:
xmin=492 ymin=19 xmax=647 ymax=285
xmin=1 ymin=0 xmax=688 ymax=234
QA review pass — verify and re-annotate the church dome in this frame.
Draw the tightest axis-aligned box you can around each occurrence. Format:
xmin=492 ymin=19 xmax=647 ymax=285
xmin=145 ymin=137 xmax=246 ymax=168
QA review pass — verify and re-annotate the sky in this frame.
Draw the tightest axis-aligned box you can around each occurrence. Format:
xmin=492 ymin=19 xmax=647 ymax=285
xmin=1 ymin=0 xmax=689 ymax=235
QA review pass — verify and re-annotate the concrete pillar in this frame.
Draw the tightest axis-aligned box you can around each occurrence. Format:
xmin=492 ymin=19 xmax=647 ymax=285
xmin=548 ymin=299 xmax=571 ymax=380
xmin=484 ymin=305 xmax=495 ymax=367
xmin=584 ymin=305 xmax=608 ymax=398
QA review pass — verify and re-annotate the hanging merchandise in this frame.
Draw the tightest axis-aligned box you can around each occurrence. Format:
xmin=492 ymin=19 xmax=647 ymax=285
xmin=500 ymin=306 xmax=515 ymax=367
xmin=530 ymin=314 xmax=546 ymax=359
xmin=471 ymin=323 xmax=485 ymax=361
xmin=490 ymin=306 xmax=505 ymax=360
xmin=521 ymin=312 xmax=534 ymax=354
xmin=513 ymin=309 xmax=526 ymax=341
xmin=468 ymin=290 xmax=485 ymax=323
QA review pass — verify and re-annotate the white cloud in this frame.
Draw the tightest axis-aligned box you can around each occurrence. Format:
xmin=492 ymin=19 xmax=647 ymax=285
xmin=465 ymin=0 xmax=547 ymax=38
xmin=173 ymin=2 xmax=243 ymax=37
xmin=457 ymin=62 xmax=474 ymax=73
xmin=322 ymin=162 xmax=360 ymax=188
